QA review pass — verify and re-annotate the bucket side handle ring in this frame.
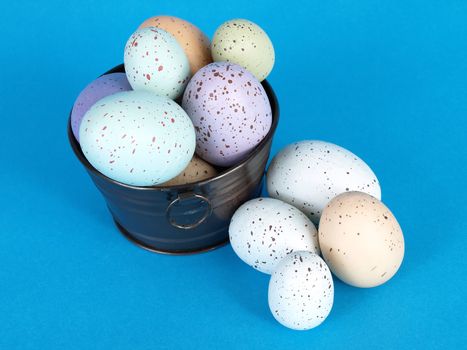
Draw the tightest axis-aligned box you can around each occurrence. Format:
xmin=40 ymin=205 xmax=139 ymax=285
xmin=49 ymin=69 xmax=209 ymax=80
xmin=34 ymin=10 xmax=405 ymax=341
xmin=166 ymin=192 xmax=212 ymax=230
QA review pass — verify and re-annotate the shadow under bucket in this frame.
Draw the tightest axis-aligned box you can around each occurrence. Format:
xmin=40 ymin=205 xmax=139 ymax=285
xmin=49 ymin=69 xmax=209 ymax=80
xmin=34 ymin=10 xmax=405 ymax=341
xmin=68 ymin=64 xmax=279 ymax=255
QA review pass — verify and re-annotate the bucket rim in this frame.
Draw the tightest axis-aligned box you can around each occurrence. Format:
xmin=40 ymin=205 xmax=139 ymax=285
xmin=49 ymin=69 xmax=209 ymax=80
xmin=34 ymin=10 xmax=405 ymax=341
xmin=68 ymin=63 xmax=280 ymax=191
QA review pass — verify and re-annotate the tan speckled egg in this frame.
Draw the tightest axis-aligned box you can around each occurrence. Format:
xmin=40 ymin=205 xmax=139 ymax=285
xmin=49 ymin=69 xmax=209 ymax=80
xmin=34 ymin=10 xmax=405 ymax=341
xmin=161 ymin=155 xmax=217 ymax=186
xmin=211 ymin=19 xmax=275 ymax=82
xmin=139 ymin=16 xmax=212 ymax=75
xmin=319 ymin=191 xmax=404 ymax=288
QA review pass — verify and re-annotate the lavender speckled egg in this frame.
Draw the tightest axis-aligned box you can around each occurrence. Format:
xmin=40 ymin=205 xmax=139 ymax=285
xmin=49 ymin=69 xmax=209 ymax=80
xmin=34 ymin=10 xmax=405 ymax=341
xmin=182 ymin=62 xmax=272 ymax=167
xmin=124 ymin=27 xmax=190 ymax=99
xmin=71 ymin=73 xmax=132 ymax=141
xmin=319 ymin=191 xmax=405 ymax=288
xmin=268 ymin=251 xmax=334 ymax=330
xmin=267 ymin=140 xmax=381 ymax=224
xmin=229 ymin=198 xmax=320 ymax=274
xmin=79 ymin=90 xmax=196 ymax=186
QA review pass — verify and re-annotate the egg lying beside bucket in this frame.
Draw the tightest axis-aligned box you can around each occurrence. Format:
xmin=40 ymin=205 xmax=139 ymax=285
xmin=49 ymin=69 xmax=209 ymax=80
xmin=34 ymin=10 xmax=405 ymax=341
xmin=319 ymin=191 xmax=405 ymax=288
xmin=267 ymin=140 xmax=381 ymax=224
xmin=71 ymin=73 xmax=132 ymax=141
xmin=182 ymin=62 xmax=272 ymax=167
xmin=229 ymin=198 xmax=320 ymax=274
xmin=268 ymin=251 xmax=334 ymax=330
xmin=79 ymin=90 xmax=196 ymax=186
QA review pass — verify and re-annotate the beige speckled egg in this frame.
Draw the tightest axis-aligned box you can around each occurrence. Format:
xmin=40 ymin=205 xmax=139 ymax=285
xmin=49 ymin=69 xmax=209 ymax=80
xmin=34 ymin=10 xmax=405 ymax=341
xmin=139 ymin=16 xmax=212 ymax=75
xmin=161 ymin=155 xmax=217 ymax=186
xmin=319 ymin=191 xmax=404 ymax=288
xmin=211 ymin=19 xmax=275 ymax=82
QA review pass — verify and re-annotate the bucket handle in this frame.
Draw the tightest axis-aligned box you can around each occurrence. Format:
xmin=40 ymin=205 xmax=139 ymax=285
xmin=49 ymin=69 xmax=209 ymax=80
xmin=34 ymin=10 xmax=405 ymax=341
xmin=166 ymin=192 xmax=212 ymax=230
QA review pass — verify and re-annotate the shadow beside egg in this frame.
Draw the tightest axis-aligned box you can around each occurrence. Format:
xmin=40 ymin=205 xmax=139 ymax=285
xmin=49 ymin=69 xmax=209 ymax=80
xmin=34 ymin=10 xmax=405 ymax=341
xmin=209 ymin=245 xmax=272 ymax=322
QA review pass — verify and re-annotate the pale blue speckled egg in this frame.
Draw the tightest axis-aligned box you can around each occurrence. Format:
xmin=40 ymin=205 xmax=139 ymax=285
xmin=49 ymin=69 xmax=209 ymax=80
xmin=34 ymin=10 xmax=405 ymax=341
xmin=124 ymin=27 xmax=190 ymax=100
xmin=268 ymin=251 xmax=334 ymax=330
xmin=79 ymin=90 xmax=196 ymax=186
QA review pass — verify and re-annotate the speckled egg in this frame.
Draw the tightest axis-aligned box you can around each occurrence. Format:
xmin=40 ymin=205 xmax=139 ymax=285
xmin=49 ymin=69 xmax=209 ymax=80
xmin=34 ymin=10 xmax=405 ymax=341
xmin=79 ymin=90 xmax=196 ymax=186
xmin=267 ymin=140 xmax=381 ymax=224
xmin=182 ymin=62 xmax=272 ymax=167
xmin=160 ymin=155 xmax=217 ymax=186
xmin=268 ymin=251 xmax=334 ymax=330
xmin=211 ymin=19 xmax=275 ymax=82
xmin=139 ymin=16 xmax=212 ymax=75
xmin=71 ymin=73 xmax=132 ymax=141
xmin=124 ymin=27 xmax=190 ymax=99
xmin=229 ymin=198 xmax=320 ymax=274
xmin=319 ymin=191 xmax=405 ymax=288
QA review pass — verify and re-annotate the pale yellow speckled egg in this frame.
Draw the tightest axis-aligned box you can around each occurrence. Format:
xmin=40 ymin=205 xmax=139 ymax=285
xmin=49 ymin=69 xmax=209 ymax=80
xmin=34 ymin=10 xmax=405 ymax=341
xmin=211 ymin=19 xmax=275 ymax=82
xmin=161 ymin=155 xmax=217 ymax=186
xmin=139 ymin=16 xmax=212 ymax=75
xmin=319 ymin=191 xmax=404 ymax=288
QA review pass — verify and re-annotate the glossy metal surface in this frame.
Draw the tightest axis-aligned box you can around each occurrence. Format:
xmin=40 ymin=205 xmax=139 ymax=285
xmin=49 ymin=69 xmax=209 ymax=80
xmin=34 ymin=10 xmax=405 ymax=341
xmin=68 ymin=64 xmax=279 ymax=254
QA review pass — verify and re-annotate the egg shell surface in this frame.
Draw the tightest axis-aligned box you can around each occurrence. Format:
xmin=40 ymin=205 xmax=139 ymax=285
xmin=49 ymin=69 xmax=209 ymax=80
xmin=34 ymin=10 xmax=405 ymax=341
xmin=124 ymin=27 xmax=190 ymax=99
xmin=268 ymin=251 xmax=334 ymax=330
xmin=182 ymin=62 xmax=272 ymax=167
xmin=267 ymin=140 xmax=381 ymax=224
xmin=319 ymin=191 xmax=404 ymax=288
xmin=211 ymin=19 xmax=275 ymax=82
xmin=229 ymin=197 xmax=320 ymax=274
xmin=79 ymin=90 xmax=196 ymax=186
xmin=160 ymin=155 xmax=217 ymax=186
xmin=139 ymin=16 xmax=212 ymax=75
xmin=71 ymin=73 xmax=132 ymax=141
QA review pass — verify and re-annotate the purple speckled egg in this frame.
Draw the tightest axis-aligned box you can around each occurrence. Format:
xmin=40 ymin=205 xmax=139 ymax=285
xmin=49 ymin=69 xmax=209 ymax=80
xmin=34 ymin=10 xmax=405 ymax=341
xmin=182 ymin=62 xmax=272 ymax=167
xmin=71 ymin=73 xmax=131 ymax=141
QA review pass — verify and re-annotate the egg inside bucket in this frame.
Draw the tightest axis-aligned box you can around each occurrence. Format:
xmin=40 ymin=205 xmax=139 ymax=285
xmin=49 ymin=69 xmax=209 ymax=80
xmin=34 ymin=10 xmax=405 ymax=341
xmin=79 ymin=90 xmax=196 ymax=186
xmin=211 ymin=19 xmax=275 ymax=82
xmin=182 ymin=62 xmax=272 ymax=167
xmin=68 ymin=64 xmax=279 ymax=255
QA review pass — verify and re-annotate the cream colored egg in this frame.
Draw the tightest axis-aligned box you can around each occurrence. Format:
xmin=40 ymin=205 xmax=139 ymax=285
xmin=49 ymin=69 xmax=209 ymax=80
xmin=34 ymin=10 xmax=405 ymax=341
xmin=319 ymin=191 xmax=404 ymax=288
xmin=161 ymin=155 xmax=217 ymax=186
xmin=139 ymin=16 xmax=212 ymax=75
xmin=211 ymin=19 xmax=275 ymax=81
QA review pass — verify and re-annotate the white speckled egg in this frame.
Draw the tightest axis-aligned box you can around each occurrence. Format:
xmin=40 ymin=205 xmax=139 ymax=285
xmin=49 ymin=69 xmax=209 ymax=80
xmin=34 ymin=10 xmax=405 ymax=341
xmin=268 ymin=251 xmax=334 ymax=330
xmin=124 ymin=27 xmax=190 ymax=99
xmin=182 ymin=62 xmax=272 ymax=167
xmin=319 ymin=191 xmax=405 ymax=288
xmin=267 ymin=140 xmax=381 ymax=224
xmin=229 ymin=198 xmax=320 ymax=274
xmin=79 ymin=90 xmax=196 ymax=186
xmin=211 ymin=19 xmax=275 ymax=82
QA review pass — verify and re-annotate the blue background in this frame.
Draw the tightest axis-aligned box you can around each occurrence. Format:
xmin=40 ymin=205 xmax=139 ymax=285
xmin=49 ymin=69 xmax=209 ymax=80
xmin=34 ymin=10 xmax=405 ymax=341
xmin=1 ymin=1 xmax=466 ymax=349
